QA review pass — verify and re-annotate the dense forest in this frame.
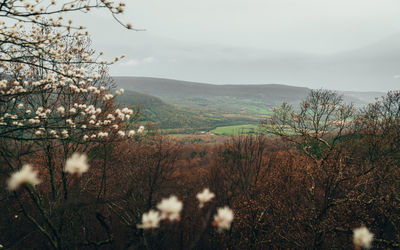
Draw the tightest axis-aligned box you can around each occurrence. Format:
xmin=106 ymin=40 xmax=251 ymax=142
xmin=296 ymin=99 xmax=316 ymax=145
xmin=2 ymin=86 xmax=400 ymax=248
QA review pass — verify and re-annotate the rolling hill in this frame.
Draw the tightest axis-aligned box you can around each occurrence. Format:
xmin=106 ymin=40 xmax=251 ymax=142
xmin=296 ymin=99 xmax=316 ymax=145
xmin=117 ymin=90 xmax=259 ymax=133
xmin=114 ymin=77 xmax=385 ymax=133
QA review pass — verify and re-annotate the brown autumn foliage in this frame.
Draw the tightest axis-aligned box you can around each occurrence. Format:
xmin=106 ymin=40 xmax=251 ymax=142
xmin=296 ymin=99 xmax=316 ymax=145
xmin=1 ymin=91 xmax=400 ymax=249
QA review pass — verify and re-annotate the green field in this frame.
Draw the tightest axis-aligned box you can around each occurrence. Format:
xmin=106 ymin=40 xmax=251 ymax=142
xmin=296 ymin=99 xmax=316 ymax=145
xmin=211 ymin=124 xmax=260 ymax=135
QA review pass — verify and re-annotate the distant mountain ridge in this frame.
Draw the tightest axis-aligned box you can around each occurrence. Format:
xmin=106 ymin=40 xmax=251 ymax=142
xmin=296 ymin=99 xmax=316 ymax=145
xmin=114 ymin=76 xmax=309 ymax=100
xmin=114 ymin=76 xmax=384 ymax=108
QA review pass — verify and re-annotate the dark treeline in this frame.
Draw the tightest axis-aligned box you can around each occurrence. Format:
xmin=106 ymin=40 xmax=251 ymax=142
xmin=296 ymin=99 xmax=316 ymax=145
xmin=1 ymin=90 xmax=399 ymax=249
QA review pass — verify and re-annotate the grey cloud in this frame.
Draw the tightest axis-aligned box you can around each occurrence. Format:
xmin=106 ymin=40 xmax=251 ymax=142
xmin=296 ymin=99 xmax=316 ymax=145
xmin=70 ymin=0 xmax=400 ymax=91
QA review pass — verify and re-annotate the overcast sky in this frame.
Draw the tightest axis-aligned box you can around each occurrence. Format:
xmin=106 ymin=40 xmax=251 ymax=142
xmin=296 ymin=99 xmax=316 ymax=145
xmin=79 ymin=0 xmax=400 ymax=91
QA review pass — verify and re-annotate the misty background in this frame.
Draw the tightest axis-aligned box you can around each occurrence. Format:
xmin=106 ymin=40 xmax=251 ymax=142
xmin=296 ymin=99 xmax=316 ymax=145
xmin=77 ymin=0 xmax=400 ymax=91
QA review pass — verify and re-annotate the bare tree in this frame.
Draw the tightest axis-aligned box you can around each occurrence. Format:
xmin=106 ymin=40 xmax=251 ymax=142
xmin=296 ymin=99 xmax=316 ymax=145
xmin=352 ymin=91 xmax=400 ymax=248
xmin=212 ymin=134 xmax=269 ymax=198
xmin=260 ymin=89 xmax=364 ymax=248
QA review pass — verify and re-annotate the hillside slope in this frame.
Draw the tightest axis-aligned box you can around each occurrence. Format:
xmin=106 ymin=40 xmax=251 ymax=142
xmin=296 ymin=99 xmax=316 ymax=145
xmin=114 ymin=77 xmax=385 ymax=133
xmin=117 ymin=90 xmax=258 ymax=132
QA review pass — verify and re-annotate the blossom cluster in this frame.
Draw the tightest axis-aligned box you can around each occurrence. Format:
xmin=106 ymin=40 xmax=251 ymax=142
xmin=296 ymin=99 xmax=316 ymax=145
xmin=138 ymin=188 xmax=234 ymax=232
xmin=137 ymin=195 xmax=183 ymax=229
xmin=0 ymin=0 xmax=138 ymax=143
xmin=7 ymin=152 xmax=90 ymax=190
xmin=0 ymin=25 xmax=137 ymax=143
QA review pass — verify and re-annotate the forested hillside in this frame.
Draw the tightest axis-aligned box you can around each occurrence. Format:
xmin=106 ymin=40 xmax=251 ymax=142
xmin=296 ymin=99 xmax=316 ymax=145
xmin=115 ymin=77 xmax=384 ymax=133
xmin=117 ymin=90 xmax=259 ymax=133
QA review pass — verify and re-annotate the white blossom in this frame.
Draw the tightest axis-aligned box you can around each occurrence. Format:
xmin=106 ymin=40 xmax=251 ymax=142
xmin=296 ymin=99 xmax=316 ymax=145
xmin=137 ymin=125 xmax=145 ymax=133
xmin=196 ymin=188 xmax=215 ymax=208
xmin=57 ymin=106 xmax=65 ymax=114
xmin=103 ymin=93 xmax=113 ymax=100
xmin=353 ymin=226 xmax=373 ymax=249
xmin=64 ymin=153 xmax=89 ymax=176
xmin=157 ymin=195 xmax=183 ymax=221
xmin=7 ymin=164 xmax=41 ymax=190
xmin=128 ymin=130 xmax=136 ymax=137
xmin=116 ymin=88 xmax=124 ymax=95
xmin=122 ymin=107 xmax=132 ymax=114
xmin=107 ymin=114 xmax=115 ymax=120
xmin=61 ymin=129 xmax=69 ymax=138
xmin=137 ymin=210 xmax=161 ymax=229
xmin=98 ymin=132 xmax=109 ymax=138
xmin=214 ymin=206 xmax=234 ymax=232
xmin=115 ymin=109 xmax=125 ymax=120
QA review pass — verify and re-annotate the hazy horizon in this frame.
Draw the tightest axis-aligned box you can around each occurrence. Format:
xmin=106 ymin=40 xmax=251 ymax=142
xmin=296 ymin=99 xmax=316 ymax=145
xmin=77 ymin=0 xmax=400 ymax=92
xmin=113 ymin=76 xmax=386 ymax=95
